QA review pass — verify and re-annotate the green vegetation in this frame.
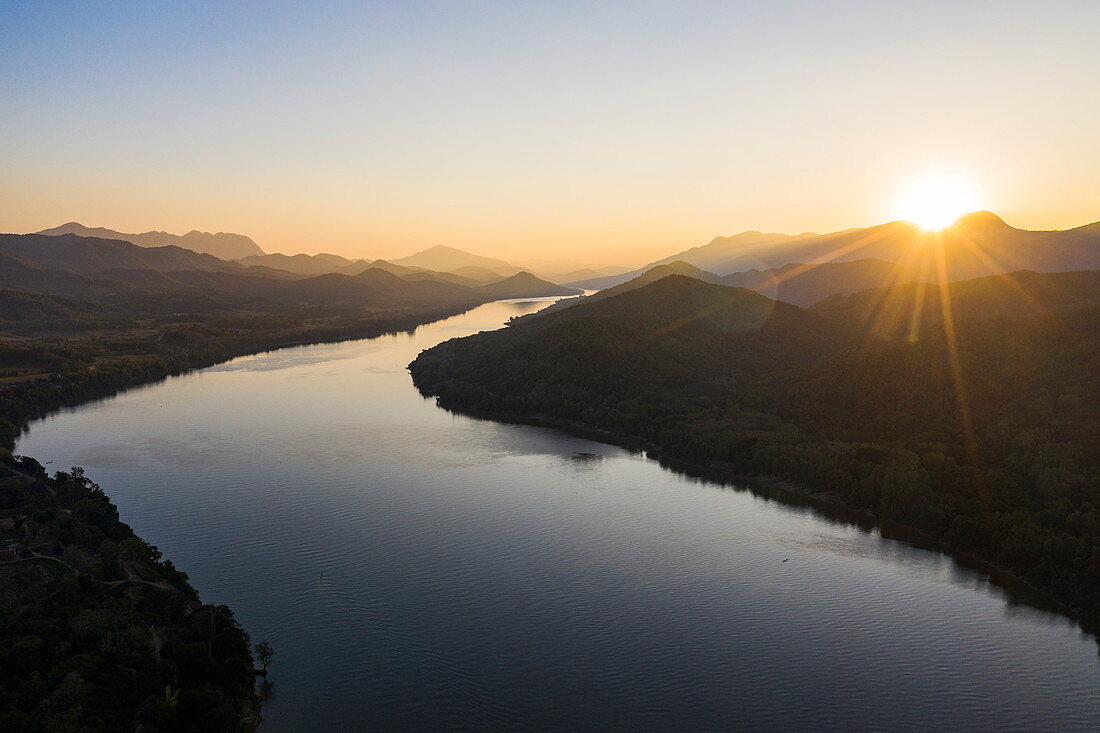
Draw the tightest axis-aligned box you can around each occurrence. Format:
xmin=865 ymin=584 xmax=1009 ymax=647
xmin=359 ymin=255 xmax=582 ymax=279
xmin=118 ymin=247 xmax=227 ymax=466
xmin=0 ymin=457 xmax=258 ymax=731
xmin=0 ymin=234 xmax=501 ymax=730
xmin=411 ymin=271 xmax=1100 ymax=625
xmin=0 ymin=302 xmax=482 ymax=451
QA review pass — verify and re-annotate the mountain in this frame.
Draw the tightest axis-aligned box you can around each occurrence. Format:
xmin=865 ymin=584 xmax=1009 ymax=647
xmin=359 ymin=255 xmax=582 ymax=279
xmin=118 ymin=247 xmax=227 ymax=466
xmin=611 ymin=260 xmax=725 ymax=288
xmin=391 ymin=245 xmax=523 ymax=277
xmin=720 ymin=258 xmax=927 ymax=307
xmin=812 ymin=269 xmax=1100 ymax=338
xmin=0 ymin=233 xmax=256 ymax=276
xmin=400 ymin=270 xmax=483 ymax=287
xmin=0 ymin=233 xmax=505 ymax=316
xmin=411 ymin=275 xmax=834 ymax=411
xmin=37 ymin=222 xmax=264 ymax=259
xmin=517 ymin=258 xmax=920 ymax=325
xmin=236 ymin=252 xmax=368 ymax=276
xmin=536 ymin=265 xmax=632 ymax=284
xmin=651 ymin=230 xmax=792 ymax=272
xmin=471 ymin=272 xmax=582 ymax=300
xmin=512 ymin=261 xmax=726 ymax=324
xmin=571 ymin=212 xmax=1100 ymax=289
xmin=0 ymin=251 xmax=126 ymax=299
xmin=0 ymin=234 xmax=585 ymax=318
xmin=446 ymin=265 xmax=521 ymax=283
xmin=410 ymin=269 xmax=1100 ymax=623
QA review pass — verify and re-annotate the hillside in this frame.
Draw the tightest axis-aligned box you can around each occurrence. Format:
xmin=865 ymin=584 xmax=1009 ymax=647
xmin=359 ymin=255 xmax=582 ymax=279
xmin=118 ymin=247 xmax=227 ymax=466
xmin=720 ymin=258 xmax=927 ymax=306
xmin=812 ymin=269 xmax=1100 ymax=338
xmin=0 ymin=234 xmax=256 ymax=276
xmin=517 ymin=258 xmax=925 ymax=326
xmin=367 ymin=260 xmax=481 ymax=286
xmin=513 ymin=261 xmax=723 ymax=324
xmin=1 ymin=233 xmax=602 ymax=313
xmin=391 ymin=245 xmax=522 ymax=277
xmin=287 ymin=268 xmax=486 ymax=307
xmin=0 ymin=456 xmax=258 ymax=730
xmin=650 ymin=230 xmax=791 ymax=272
xmin=37 ymin=222 xmax=264 ymax=259
xmin=472 ymin=272 xmax=582 ymax=300
xmin=411 ymin=271 xmax=1100 ymax=625
xmin=236 ymin=252 xmax=368 ymax=276
xmin=573 ymin=212 xmax=1100 ymax=289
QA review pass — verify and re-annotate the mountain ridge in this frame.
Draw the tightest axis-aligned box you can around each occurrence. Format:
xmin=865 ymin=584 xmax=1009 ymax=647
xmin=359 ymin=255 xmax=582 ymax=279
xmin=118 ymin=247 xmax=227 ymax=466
xmin=37 ymin=222 xmax=265 ymax=259
xmin=570 ymin=212 xmax=1100 ymax=289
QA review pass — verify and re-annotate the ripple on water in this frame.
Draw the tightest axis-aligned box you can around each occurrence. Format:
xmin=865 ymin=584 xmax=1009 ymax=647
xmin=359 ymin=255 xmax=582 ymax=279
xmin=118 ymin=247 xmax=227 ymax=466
xmin=15 ymin=299 xmax=1100 ymax=731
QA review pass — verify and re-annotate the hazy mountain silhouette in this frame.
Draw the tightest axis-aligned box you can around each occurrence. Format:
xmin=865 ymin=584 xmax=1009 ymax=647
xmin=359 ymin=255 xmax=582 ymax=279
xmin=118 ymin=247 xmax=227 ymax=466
xmin=359 ymin=259 xmax=476 ymax=285
xmin=0 ymin=251 xmax=131 ymax=299
xmin=571 ymin=212 xmax=1100 ymax=289
xmin=518 ymin=258 xmax=925 ymax=324
xmin=720 ymin=258 xmax=926 ymax=307
xmin=512 ymin=261 xmax=727 ymax=323
xmin=0 ymin=234 xmax=257 ymax=275
xmin=266 ymin=268 xmax=483 ymax=306
xmin=237 ymin=251 xmax=527 ymax=286
xmin=0 ymin=233 xmax=585 ymax=316
xmin=472 ymin=271 xmax=582 ymax=300
xmin=529 ymin=265 xmax=633 ymax=283
xmin=236 ymin=252 xmax=368 ymax=276
xmin=1 ymin=232 xmax=586 ymax=313
xmin=651 ymin=231 xmax=791 ymax=272
xmin=37 ymin=222 xmax=264 ymax=259
xmin=398 ymin=269 xmax=483 ymax=287
xmin=391 ymin=245 xmax=522 ymax=277
xmin=812 ymin=269 xmax=1100 ymax=338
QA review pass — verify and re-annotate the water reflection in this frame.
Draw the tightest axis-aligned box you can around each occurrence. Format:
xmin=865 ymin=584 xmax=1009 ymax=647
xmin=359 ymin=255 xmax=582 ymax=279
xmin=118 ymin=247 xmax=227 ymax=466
xmin=15 ymin=297 xmax=1100 ymax=731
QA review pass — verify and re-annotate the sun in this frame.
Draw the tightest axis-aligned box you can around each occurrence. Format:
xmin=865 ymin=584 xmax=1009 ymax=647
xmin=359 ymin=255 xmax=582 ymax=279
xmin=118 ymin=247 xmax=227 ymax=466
xmin=892 ymin=173 xmax=985 ymax=231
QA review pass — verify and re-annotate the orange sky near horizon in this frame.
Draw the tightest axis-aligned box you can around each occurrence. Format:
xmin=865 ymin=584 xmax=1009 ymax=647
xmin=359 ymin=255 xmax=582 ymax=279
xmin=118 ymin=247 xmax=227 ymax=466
xmin=2 ymin=2 xmax=1097 ymax=266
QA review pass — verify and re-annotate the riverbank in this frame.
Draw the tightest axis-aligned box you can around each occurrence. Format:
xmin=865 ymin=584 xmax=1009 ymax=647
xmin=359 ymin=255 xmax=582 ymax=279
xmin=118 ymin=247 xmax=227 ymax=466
xmin=414 ymin=401 xmax=1094 ymax=633
xmin=0 ymin=455 xmax=259 ymax=729
xmin=2 ymin=303 xmax=479 ymax=452
xmin=407 ymin=273 xmax=1100 ymax=642
xmin=0 ymin=302 xmax=479 ymax=728
xmin=17 ymin=294 xmax=1100 ymax=730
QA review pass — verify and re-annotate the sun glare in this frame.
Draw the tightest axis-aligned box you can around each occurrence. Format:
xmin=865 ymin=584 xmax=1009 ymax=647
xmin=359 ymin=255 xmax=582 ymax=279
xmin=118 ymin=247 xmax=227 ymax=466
xmin=893 ymin=174 xmax=984 ymax=231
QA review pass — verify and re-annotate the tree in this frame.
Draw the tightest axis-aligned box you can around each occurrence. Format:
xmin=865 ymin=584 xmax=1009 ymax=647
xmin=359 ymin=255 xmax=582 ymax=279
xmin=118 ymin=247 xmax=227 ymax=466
xmin=254 ymin=642 xmax=274 ymax=677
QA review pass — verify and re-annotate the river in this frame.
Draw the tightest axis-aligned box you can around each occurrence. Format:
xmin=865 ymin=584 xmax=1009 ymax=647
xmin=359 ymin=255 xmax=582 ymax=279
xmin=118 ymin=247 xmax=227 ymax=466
xmin=15 ymin=297 xmax=1100 ymax=730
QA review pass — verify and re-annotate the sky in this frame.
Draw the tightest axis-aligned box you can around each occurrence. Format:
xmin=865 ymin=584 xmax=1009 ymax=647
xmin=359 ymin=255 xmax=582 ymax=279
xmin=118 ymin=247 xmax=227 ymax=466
xmin=2 ymin=0 xmax=1098 ymax=264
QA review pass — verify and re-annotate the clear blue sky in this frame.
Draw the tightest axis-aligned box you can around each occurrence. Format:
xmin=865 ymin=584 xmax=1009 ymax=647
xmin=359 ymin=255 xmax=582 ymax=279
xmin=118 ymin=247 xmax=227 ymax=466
xmin=2 ymin=1 xmax=1097 ymax=261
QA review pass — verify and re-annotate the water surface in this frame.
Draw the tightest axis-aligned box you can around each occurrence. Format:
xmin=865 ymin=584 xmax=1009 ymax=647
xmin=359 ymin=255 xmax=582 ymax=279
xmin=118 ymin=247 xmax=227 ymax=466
xmin=16 ymin=298 xmax=1100 ymax=730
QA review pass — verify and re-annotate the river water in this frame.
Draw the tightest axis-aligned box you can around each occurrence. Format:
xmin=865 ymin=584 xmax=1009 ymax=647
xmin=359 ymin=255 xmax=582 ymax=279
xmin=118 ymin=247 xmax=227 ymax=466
xmin=15 ymin=298 xmax=1100 ymax=730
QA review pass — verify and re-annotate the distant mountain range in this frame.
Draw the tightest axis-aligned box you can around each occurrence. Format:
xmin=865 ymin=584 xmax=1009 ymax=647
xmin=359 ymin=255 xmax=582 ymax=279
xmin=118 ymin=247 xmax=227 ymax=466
xmin=28 ymin=212 xmax=1100 ymax=308
xmin=1 ymin=234 xmax=257 ymax=276
xmin=236 ymin=247 xmax=553 ymax=286
xmin=391 ymin=245 xmax=522 ymax=277
xmin=0 ymin=233 xmax=581 ymax=319
xmin=236 ymin=252 xmax=370 ymax=276
xmin=524 ymin=257 xmax=929 ymax=323
xmin=36 ymin=222 xmax=264 ymax=260
xmin=570 ymin=212 xmax=1100 ymax=289
xmin=472 ymin=272 xmax=581 ymax=300
xmin=26 ymin=224 xmax=640 ymax=290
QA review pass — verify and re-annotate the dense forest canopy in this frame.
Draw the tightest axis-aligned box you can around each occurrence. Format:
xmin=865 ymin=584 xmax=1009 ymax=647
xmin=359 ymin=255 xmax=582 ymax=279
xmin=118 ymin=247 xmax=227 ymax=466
xmin=0 ymin=456 xmax=258 ymax=731
xmin=411 ymin=270 xmax=1100 ymax=624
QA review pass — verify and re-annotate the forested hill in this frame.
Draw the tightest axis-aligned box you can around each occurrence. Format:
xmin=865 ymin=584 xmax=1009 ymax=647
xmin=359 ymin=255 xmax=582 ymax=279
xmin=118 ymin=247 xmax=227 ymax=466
xmin=0 ymin=455 xmax=258 ymax=730
xmin=410 ymin=272 xmax=1100 ymax=624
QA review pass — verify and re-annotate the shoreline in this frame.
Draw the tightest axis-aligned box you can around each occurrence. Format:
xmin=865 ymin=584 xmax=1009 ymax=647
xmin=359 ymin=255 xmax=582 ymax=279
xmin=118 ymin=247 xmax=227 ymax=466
xmin=1 ymin=302 xmax=481 ymax=730
xmin=417 ymin=401 xmax=1093 ymax=633
xmin=2 ymin=303 xmax=480 ymax=454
